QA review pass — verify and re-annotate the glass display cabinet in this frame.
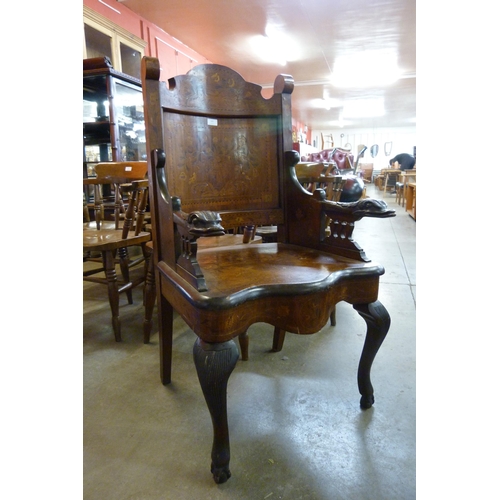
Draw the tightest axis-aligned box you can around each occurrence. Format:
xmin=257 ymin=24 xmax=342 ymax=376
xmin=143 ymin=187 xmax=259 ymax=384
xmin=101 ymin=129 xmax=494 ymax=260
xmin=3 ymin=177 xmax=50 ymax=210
xmin=83 ymin=57 xmax=146 ymax=180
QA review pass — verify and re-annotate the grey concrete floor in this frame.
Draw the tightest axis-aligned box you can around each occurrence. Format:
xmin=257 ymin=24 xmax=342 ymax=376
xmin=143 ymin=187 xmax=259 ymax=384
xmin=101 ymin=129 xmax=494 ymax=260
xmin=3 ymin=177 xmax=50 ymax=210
xmin=83 ymin=183 xmax=416 ymax=499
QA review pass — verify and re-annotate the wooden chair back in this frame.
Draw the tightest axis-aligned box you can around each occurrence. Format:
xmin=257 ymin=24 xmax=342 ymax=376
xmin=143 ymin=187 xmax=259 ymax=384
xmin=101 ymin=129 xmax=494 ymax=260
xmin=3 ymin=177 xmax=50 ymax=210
xmin=94 ymin=161 xmax=148 ymax=183
xmin=381 ymin=168 xmax=401 ymax=196
xmin=400 ymin=168 xmax=416 ymax=182
xmin=320 ymin=132 xmax=334 ymax=149
xmin=142 ymin=59 xmax=293 ymax=273
xmin=294 ymin=162 xmax=345 ymax=202
xmin=359 ymin=163 xmax=374 ymax=183
xmin=91 ymin=161 xmax=148 ymax=230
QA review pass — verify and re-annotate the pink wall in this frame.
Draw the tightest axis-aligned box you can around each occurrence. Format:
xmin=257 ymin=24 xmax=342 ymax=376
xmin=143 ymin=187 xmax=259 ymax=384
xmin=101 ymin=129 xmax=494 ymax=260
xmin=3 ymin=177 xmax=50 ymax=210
xmin=84 ymin=0 xmax=212 ymax=80
xmin=84 ymin=0 xmax=143 ymax=39
xmin=84 ymin=0 xmax=309 ymax=136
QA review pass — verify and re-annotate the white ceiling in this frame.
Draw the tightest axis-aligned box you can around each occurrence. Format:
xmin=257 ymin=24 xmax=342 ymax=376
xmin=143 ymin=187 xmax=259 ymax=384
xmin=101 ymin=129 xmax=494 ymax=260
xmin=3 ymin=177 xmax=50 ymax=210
xmin=119 ymin=0 xmax=416 ymax=132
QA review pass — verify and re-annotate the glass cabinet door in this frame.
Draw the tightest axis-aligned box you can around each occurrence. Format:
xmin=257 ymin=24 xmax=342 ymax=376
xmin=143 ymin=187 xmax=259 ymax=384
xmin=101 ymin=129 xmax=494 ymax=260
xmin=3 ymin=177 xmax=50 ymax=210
xmin=114 ymin=81 xmax=146 ymax=161
xmin=83 ymin=74 xmax=112 ymax=176
xmin=119 ymin=43 xmax=142 ymax=80
xmin=84 ymin=24 xmax=112 ymax=61
xmin=83 ymin=58 xmax=145 ymax=179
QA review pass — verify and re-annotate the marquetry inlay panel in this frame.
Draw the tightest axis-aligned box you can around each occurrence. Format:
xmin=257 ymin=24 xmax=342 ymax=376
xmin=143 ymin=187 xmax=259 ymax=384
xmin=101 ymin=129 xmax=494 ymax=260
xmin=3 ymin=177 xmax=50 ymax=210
xmin=163 ymin=114 xmax=280 ymax=213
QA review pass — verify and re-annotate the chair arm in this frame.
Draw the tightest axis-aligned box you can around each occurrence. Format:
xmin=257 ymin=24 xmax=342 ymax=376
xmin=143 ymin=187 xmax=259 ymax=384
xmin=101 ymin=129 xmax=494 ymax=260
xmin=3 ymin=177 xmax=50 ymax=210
xmin=173 ymin=206 xmax=225 ymax=238
xmin=321 ymin=197 xmax=396 ymax=222
xmin=172 ymin=197 xmax=225 ymax=291
xmin=318 ymin=196 xmax=396 ymax=261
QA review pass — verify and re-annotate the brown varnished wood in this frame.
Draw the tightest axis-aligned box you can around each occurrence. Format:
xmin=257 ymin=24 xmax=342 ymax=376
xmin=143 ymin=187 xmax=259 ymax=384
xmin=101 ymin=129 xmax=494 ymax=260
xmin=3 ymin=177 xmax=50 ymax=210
xmin=94 ymin=161 xmax=148 ymax=184
xmin=158 ymin=252 xmax=380 ymax=343
xmin=83 ymin=168 xmax=152 ymax=341
xmin=295 ymin=161 xmax=346 ymax=202
xmin=195 ymin=243 xmax=378 ymax=298
xmin=84 ymin=161 xmax=148 ymax=230
xmin=141 ymin=56 xmax=395 ymax=483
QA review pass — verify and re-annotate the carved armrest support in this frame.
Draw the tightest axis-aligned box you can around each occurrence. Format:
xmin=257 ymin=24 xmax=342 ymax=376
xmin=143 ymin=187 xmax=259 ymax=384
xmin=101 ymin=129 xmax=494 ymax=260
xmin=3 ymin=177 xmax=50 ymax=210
xmin=298 ymin=189 xmax=396 ymax=262
xmin=318 ymin=195 xmax=396 ymax=262
xmin=172 ymin=196 xmax=225 ymax=291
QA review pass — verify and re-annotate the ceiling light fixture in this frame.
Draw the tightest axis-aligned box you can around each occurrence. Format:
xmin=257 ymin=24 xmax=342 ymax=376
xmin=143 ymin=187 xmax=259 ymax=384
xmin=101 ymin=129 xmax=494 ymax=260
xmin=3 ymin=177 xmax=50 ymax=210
xmin=249 ymin=24 xmax=299 ymax=66
xmin=331 ymin=50 xmax=401 ymax=88
xmin=342 ymin=97 xmax=385 ymax=118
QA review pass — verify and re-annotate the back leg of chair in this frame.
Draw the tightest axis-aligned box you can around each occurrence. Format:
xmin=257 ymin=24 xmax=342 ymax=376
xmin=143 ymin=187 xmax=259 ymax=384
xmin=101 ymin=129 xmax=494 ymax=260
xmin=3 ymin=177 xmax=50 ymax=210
xmin=272 ymin=327 xmax=286 ymax=352
xmin=270 ymin=306 xmax=336 ymax=352
xmin=143 ymin=245 xmax=156 ymax=344
xmin=383 ymin=174 xmax=390 ymax=197
xmin=159 ymin=294 xmax=174 ymax=385
xmin=330 ymin=306 xmax=336 ymax=326
xmin=238 ymin=332 xmax=249 ymax=360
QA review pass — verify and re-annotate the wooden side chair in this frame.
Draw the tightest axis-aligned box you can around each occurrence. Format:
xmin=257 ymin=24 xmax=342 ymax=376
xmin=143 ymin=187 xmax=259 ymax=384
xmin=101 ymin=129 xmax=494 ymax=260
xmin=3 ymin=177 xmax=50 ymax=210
xmin=141 ymin=57 xmax=396 ymax=484
xmin=382 ymin=169 xmax=400 ymax=197
xmin=84 ymin=161 xmax=150 ymax=270
xmin=83 ymin=178 xmax=152 ymax=342
xmin=399 ymin=169 xmax=417 ymax=205
xmin=359 ymin=163 xmax=374 ymax=184
xmin=320 ymin=132 xmax=334 ymax=149
xmin=295 ymin=162 xmax=346 ymax=202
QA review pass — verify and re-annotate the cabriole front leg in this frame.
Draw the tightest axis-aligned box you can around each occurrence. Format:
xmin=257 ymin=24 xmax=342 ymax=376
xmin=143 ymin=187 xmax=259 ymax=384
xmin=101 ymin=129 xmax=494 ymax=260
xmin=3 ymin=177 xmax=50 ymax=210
xmin=193 ymin=338 xmax=239 ymax=484
xmin=353 ymin=301 xmax=390 ymax=409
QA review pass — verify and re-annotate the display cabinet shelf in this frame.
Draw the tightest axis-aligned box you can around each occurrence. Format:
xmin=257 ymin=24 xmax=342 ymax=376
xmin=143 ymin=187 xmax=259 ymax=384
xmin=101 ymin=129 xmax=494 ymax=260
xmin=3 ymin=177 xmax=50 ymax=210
xmin=83 ymin=57 xmax=146 ymax=180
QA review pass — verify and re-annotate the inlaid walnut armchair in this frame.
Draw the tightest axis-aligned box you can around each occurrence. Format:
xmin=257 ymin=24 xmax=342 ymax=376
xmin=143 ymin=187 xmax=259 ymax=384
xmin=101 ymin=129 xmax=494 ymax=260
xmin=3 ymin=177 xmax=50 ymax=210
xmin=141 ymin=56 xmax=395 ymax=484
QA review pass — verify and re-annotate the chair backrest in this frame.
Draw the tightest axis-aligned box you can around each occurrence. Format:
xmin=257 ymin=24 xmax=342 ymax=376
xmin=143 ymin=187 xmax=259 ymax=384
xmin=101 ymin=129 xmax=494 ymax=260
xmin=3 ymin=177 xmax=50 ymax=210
xmin=141 ymin=57 xmax=294 ymax=268
xmin=321 ymin=132 xmax=334 ymax=150
xmin=92 ymin=161 xmax=148 ymax=230
xmin=399 ymin=169 xmax=416 ymax=189
xmin=359 ymin=163 xmax=374 ymax=182
xmin=295 ymin=162 xmax=326 ymax=184
xmin=295 ymin=162 xmax=345 ymax=201
xmin=384 ymin=170 xmax=400 ymax=188
xmin=330 ymin=147 xmax=354 ymax=171
xmin=94 ymin=161 xmax=148 ymax=183
xmin=119 ymin=180 xmax=149 ymax=237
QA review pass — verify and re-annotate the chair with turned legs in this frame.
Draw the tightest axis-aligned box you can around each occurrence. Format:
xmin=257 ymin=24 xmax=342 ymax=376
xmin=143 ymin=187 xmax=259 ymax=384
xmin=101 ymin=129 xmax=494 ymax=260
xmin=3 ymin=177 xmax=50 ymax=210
xmin=83 ymin=176 xmax=151 ymax=342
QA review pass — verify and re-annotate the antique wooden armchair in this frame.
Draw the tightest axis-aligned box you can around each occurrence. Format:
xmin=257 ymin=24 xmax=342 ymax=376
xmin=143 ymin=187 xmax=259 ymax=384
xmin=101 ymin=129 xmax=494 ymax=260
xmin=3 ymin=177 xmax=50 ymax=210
xmin=141 ymin=57 xmax=395 ymax=484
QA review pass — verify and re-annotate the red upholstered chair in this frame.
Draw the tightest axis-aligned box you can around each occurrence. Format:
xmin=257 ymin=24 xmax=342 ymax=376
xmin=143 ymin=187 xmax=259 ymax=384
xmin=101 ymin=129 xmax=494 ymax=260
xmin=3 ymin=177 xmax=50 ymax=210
xmin=330 ymin=147 xmax=355 ymax=172
xmin=141 ymin=57 xmax=395 ymax=484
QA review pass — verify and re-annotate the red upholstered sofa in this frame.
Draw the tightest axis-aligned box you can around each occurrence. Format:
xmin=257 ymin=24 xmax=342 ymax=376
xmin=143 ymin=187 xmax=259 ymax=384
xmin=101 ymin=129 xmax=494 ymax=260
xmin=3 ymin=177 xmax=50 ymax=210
xmin=307 ymin=147 xmax=354 ymax=172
